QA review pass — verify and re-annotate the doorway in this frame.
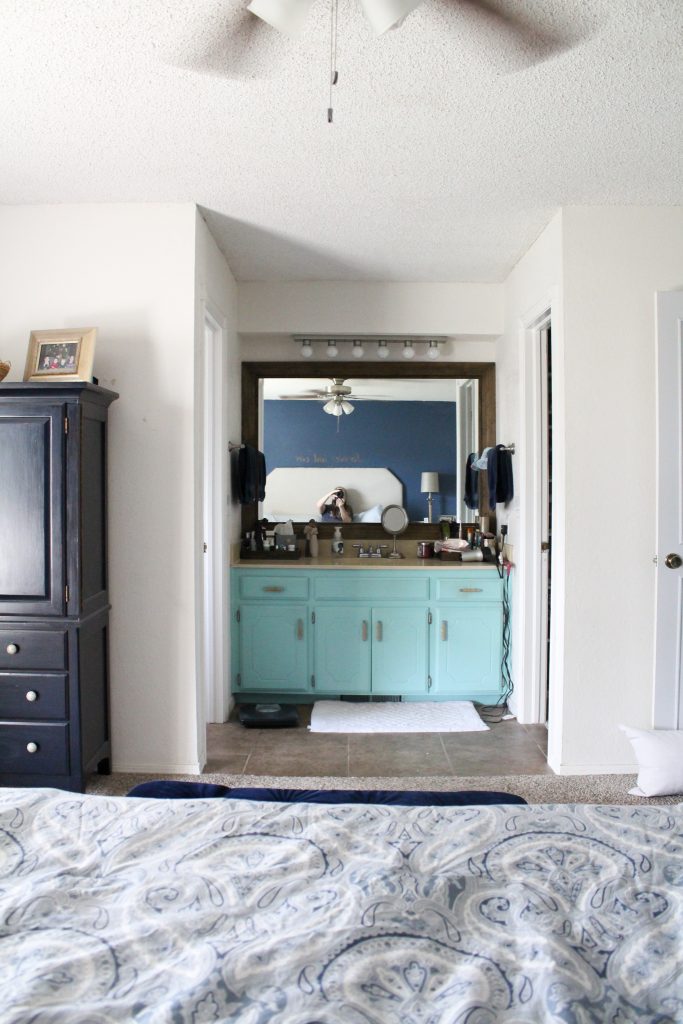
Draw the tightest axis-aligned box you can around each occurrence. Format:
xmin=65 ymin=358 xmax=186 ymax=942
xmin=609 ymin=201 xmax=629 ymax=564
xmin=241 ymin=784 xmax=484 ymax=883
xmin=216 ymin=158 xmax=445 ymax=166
xmin=654 ymin=290 xmax=683 ymax=727
xmin=538 ymin=322 xmax=553 ymax=723
xmin=518 ymin=302 xmax=560 ymax=734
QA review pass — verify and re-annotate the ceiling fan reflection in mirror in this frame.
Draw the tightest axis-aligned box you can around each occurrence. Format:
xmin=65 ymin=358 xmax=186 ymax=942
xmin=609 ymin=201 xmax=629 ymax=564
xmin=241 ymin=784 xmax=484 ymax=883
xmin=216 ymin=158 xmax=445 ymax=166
xmin=276 ymin=378 xmax=385 ymax=431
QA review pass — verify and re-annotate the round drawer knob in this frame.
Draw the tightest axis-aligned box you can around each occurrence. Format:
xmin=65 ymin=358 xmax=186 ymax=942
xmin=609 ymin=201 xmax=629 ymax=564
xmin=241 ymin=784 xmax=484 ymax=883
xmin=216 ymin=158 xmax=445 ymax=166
xmin=6 ymin=643 xmax=19 ymax=655
xmin=26 ymin=742 xmax=39 ymax=754
xmin=25 ymin=690 xmax=38 ymax=703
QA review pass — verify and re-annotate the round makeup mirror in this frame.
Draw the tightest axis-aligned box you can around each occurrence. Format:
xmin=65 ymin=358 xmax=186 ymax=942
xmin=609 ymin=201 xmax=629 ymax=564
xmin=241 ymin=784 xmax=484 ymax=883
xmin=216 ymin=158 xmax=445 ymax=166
xmin=381 ymin=504 xmax=409 ymax=558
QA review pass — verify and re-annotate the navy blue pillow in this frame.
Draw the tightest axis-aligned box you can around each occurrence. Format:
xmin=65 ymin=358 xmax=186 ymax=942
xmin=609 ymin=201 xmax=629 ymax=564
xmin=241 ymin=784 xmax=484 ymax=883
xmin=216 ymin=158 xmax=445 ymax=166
xmin=127 ymin=780 xmax=526 ymax=806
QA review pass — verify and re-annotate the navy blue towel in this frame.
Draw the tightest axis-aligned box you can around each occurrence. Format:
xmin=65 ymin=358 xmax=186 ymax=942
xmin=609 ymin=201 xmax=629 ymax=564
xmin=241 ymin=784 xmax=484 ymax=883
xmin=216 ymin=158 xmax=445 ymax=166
xmin=237 ymin=444 xmax=266 ymax=504
xmin=464 ymin=452 xmax=479 ymax=510
xmin=487 ymin=444 xmax=514 ymax=510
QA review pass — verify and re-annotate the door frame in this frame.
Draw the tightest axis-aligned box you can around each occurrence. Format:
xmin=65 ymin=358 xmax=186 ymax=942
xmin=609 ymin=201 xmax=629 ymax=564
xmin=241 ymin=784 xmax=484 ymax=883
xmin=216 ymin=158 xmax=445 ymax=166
xmin=199 ymin=303 xmax=230 ymax=727
xmin=517 ymin=291 xmax=565 ymax=762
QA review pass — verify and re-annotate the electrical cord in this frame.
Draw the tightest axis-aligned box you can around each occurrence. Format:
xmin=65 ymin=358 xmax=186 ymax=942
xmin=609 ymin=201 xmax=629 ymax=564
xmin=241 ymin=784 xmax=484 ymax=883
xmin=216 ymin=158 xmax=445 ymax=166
xmin=475 ymin=560 xmax=513 ymax=723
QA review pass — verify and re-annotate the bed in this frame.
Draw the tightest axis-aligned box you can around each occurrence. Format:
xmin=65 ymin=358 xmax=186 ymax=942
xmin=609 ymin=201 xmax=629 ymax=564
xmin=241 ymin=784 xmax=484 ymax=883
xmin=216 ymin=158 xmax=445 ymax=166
xmin=262 ymin=466 xmax=403 ymax=523
xmin=1 ymin=787 xmax=682 ymax=1022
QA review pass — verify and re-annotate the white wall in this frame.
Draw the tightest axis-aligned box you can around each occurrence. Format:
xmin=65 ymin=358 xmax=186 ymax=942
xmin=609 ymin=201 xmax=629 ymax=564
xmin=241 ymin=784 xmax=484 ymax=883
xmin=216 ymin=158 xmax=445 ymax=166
xmin=0 ymin=204 xmax=201 ymax=773
xmin=558 ymin=206 xmax=683 ymax=773
xmin=238 ymin=282 xmax=504 ymax=339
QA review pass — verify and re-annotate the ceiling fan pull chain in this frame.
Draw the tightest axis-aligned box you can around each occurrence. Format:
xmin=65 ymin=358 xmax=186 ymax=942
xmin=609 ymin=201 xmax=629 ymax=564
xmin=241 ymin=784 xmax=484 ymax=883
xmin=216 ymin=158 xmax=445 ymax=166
xmin=328 ymin=0 xmax=339 ymax=123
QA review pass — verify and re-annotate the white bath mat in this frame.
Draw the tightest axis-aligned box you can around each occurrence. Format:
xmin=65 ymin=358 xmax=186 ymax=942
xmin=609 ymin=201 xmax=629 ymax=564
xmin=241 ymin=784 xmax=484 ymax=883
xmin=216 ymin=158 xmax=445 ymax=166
xmin=309 ymin=700 xmax=489 ymax=734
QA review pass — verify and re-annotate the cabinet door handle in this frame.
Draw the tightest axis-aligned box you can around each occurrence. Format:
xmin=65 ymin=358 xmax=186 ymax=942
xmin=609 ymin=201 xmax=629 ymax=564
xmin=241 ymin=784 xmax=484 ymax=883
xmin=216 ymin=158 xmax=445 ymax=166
xmin=25 ymin=690 xmax=38 ymax=703
xmin=376 ymin=621 xmax=383 ymax=642
xmin=296 ymin=619 xmax=304 ymax=640
xmin=26 ymin=742 xmax=39 ymax=754
xmin=6 ymin=643 xmax=19 ymax=655
xmin=361 ymin=620 xmax=368 ymax=641
xmin=441 ymin=621 xmax=448 ymax=641
xmin=263 ymin=586 xmax=284 ymax=593
xmin=459 ymin=587 xmax=482 ymax=593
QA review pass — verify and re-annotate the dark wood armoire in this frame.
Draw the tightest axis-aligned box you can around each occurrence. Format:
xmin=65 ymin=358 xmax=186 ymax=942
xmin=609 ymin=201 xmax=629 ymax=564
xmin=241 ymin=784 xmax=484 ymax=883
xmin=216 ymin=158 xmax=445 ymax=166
xmin=0 ymin=382 xmax=118 ymax=792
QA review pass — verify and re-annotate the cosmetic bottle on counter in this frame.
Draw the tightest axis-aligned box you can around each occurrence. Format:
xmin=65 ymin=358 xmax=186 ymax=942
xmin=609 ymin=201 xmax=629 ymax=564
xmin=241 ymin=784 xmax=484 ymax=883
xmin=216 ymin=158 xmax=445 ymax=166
xmin=332 ymin=525 xmax=344 ymax=556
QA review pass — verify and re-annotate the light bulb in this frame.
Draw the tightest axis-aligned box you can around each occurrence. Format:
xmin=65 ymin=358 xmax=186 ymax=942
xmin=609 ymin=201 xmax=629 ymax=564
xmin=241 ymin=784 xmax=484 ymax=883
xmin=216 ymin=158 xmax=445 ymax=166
xmin=352 ymin=341 xmax=364 ymax=358
xmin=341 ymin=400 xmax=354 ymax=414
xmin=377 ymin=341 xmax=390 ymax=359
xmin=323 ymin=399 xmax=336 ymax=414
xmin=427 ymin=340 xmax=439 ymax=360
xmin=331 ymin=403 xmax=343 ymax=417
xmin=327 ymin=341 xmax=338 ymax=358
xmin=300 ymin=340 xmax=313 ymax=358
xmin=402 ymin=341 xmax=415 ymax=359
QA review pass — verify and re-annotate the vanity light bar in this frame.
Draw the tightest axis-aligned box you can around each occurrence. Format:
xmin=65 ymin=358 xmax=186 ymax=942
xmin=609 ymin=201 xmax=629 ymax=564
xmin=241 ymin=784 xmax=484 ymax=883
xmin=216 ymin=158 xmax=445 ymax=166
xmin=294 ymin=337 xmax=445 ymax=359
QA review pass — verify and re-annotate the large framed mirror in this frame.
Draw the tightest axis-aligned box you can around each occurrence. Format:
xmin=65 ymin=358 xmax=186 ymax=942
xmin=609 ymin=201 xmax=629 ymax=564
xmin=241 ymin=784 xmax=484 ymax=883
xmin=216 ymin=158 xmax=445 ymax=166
xmin=241 ymin=361 xmax=496 ymax=539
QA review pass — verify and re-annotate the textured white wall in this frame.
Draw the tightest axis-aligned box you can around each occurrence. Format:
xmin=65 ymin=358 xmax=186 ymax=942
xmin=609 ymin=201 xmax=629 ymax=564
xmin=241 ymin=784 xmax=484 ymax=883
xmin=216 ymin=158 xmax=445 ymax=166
xmin=559 ymin=206 xmax=683 ymax=772
xmin=0 ymin=203 xmax=201 ymax=773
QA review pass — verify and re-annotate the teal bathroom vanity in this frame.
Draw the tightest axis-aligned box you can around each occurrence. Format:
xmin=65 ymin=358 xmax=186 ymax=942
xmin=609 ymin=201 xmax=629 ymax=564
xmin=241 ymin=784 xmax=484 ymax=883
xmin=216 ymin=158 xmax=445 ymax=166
xmin=230 ymin=561 xmax=507 ymax=704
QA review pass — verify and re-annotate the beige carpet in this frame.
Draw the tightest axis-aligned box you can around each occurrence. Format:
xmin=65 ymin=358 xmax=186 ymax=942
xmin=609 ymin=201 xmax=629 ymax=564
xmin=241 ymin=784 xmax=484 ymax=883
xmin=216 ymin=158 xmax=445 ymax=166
xmin=86 ymin=770 xmax=682 ymax=805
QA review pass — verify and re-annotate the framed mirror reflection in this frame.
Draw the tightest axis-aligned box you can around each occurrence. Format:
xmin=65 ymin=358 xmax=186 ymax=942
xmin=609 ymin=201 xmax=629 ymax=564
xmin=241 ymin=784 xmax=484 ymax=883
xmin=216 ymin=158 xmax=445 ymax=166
xmin=241 ymin=361 xmax=496 ymax=539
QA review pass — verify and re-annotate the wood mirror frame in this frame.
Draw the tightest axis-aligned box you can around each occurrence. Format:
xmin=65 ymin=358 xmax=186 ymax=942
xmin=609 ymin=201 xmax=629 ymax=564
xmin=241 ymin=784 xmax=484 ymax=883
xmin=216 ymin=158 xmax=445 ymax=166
xmin=241 ymin=361 xmax=496 ymax=540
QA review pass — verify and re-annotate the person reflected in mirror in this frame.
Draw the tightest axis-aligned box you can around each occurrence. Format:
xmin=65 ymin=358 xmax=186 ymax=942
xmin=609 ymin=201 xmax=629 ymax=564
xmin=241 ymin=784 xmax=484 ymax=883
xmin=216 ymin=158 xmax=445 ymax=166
xmin=317 ymin=487 xmax=353 ymax=523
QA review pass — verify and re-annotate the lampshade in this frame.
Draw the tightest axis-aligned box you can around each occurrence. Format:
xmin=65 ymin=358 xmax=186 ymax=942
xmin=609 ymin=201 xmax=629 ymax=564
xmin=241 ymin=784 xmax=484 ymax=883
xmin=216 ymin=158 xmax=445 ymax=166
xmin=247 ymin=0 xmax=315 ymax=36
xmin=421 ymin=472 xmax=439 ymax=494
xmin=359 ymin=0 xmax=425 ymax=36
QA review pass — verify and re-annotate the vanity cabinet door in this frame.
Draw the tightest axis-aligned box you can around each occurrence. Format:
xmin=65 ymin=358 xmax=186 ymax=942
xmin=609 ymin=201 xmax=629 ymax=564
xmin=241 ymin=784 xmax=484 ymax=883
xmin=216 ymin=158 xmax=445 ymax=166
xmin=432 ymin=604 xmax=503 ymax=697
xmin=238 ymin=604 xmax=309 ymax=692
xmin=371 ymin=606 xmax=430 ymax=695
xmin=314 ymin=605 xmax=371 ymax=694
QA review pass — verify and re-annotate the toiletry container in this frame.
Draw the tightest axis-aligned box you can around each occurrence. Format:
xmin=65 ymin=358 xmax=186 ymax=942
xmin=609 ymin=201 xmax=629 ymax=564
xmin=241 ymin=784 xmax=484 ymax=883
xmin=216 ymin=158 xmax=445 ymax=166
xmin=332 ymin=526 xmax=344 ymax=556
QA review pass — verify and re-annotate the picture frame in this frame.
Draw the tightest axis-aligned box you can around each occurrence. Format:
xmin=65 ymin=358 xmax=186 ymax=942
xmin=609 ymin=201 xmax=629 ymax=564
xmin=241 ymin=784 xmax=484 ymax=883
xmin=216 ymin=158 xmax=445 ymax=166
xmin=23 ymin=328 xmax=97 ymax=383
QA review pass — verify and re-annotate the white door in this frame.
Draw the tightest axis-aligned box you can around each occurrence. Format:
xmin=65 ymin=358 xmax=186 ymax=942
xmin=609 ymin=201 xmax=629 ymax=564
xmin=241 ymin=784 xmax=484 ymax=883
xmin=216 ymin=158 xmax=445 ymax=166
xmin=654 ymin=291 xmax=683 ymax=728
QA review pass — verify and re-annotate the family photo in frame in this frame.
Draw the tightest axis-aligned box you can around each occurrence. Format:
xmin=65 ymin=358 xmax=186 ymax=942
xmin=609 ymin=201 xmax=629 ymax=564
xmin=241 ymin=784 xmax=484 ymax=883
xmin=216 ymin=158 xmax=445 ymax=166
xmin=23 ymin=327 xmax=96 ymax=383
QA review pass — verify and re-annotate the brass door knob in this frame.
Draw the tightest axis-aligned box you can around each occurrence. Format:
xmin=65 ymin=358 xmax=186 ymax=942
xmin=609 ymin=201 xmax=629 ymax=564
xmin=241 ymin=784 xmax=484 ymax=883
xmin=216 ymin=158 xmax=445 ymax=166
xmin=665 ymin=552 xmax=682 ymax=569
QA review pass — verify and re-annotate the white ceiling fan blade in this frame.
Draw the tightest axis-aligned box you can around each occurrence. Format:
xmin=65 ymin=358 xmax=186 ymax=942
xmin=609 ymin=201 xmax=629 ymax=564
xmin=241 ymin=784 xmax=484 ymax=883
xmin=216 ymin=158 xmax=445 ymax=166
xmin=359 ymin=0 xmax=425 ymax=36
xmin=247 ymin=0 xmax=315 ymax=37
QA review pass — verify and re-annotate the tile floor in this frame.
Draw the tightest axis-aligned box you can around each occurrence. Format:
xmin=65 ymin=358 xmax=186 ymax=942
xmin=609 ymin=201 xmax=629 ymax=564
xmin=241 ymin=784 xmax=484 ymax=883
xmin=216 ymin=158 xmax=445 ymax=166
xmin=207 ymin=705 xmax=550 ymax=779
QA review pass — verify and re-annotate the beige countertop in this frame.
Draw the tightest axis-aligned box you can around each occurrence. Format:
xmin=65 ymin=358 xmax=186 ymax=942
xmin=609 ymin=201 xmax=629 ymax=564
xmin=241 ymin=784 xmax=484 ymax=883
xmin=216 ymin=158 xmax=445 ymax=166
xmin=232 ymin=555 xmax=500 ymax=571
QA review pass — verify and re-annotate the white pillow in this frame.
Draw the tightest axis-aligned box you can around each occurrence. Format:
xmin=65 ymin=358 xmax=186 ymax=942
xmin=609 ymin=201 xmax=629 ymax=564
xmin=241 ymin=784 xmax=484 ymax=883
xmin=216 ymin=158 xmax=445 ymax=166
xmin=353 ymin=504 xmax=383 ymax=523
xmin=620 ymin=725 xmax=683 ymax=797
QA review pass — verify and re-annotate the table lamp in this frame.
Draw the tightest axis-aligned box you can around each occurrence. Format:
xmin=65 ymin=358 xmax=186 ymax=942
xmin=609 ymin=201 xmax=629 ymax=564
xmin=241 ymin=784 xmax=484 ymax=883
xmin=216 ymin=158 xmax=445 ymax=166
xmin=421 ymin=472 xmax=440 ymax=523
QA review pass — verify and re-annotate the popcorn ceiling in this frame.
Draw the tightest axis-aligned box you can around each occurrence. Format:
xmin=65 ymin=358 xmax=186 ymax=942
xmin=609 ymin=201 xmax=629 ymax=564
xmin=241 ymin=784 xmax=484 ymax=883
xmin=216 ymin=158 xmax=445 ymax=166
xmin=0 ymin=0 xmax=680 ymax=282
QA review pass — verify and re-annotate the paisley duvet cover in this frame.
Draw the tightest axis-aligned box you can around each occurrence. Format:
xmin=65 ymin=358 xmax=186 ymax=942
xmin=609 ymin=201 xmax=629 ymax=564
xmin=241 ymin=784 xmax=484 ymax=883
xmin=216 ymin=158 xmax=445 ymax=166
xmin=0 ymin=788 xmax=681 ymax=1023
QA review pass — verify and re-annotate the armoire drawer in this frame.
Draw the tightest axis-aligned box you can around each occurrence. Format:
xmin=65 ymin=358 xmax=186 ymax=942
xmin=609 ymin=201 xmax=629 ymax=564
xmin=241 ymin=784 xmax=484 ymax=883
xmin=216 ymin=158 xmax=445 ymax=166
xmin=0 ymin=630 xmax=68 ymax=670
xmin=0 ymin=722 xmax=69 ymax=775
xmin=0 ymin=673 xmax=68 ymax=720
